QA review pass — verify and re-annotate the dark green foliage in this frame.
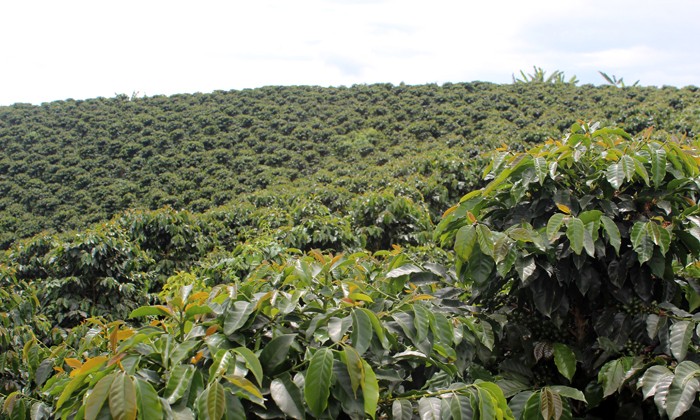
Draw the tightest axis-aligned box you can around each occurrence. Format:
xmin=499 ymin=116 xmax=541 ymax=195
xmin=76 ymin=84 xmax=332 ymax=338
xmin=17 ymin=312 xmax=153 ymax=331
xmin=2 ymin=83 xmax=700 ymax=248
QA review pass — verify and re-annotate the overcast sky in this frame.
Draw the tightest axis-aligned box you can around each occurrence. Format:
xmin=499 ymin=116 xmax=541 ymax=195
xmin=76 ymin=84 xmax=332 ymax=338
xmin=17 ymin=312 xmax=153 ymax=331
xmin=1 ymin=0 xmax=699 ymax=106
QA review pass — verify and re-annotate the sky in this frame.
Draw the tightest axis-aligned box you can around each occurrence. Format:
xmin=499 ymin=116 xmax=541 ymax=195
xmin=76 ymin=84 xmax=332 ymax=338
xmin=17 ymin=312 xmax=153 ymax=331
xmin=1 ymin=0 xmax=699 ymax=106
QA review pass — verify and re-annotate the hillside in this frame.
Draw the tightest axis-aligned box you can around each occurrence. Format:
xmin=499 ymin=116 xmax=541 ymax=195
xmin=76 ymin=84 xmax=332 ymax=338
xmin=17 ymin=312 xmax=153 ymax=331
xmin=1 ymin=82 xmax=699 ymax=248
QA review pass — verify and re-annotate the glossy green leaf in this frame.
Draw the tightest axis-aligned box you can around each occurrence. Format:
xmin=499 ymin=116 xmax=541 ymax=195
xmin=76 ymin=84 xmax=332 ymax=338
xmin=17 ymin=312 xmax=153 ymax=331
xmin=109 ymin=372 xmax=137 ymax=420
xmin=477 ymin=387 xmax=498 ymax=420
xmin=259 ymin=334 xmax=296 ymax=373
xmin=392 ymin=399 xmax=414 ymax=420
xmin=540 ymin=387 xmax=562 ymax=420
xmin=549 ymin=386 xmax=586 ymax=403
xmin=546 ymin=213 xmax=566 ymax=242
xmin=270 ymin=374 xmax=305 ymax=420
xmin=342 ymin=346 xmax=363 ymax=397
xmin=417 ymin=397 xmax=442 ymax=420
xmin=164 ymin=364 xmax=195 ymax=404
xmin=351 ymin=308 xmax=373 ymax=356
xmin=476 ymin=224 xmax=495 ymax=257
xmin=169 ymin=339 xmax=199 ymax=367
xmin=233 ymin=347 xmax=263 ymax=387
xmin=454 ymin=225 xmax=477 ymax=261
xmin=362 ymin=360 xmax=379 ymax=419
xmin=670 ymin=321 xmax=694 ymax=361
xmin=553 ymin=343 xmax=576 ymax=382
xmin=223 ymin=301 xmax=255 ymax=336
xmin=413 ymin=304 xmax=431 ymax=344
xmin=534 ymin=156 xmax=548 ymax=185
xmin=606 ymin=162 xmax=625 ymax=189
xmin=223 ymin=375 xmax=264 ymax=406
xmin=650 ymin=145 xmax=667 ymax=187
xmin=209 ymin=349 xmax=232 ymax=383
xmin=448 ymin=394 xmax=474 ymax=420
xmin=85 ymin=373 xmax=116 ymax=420
xmin=639 ymin=365 xmax=673 ymax=399
xmin=129 ymin=306 xmax=172 ymax=318
xmin=197 ymin=382 xmax=226 ymax=420
xmin=357 ymin=308 xmax=388 ymax=349
xmin=134 ymin=378 xmax=162 ymax=420
xmin=600 ymin=216 xmax=621 ymax=255
xmin=666 ymin=378 xmax=700 ymax=420
xmin=566 ymin=217 xmax=585 ymax=255
xmin=304 ymin=348 xmax=334 ymax=417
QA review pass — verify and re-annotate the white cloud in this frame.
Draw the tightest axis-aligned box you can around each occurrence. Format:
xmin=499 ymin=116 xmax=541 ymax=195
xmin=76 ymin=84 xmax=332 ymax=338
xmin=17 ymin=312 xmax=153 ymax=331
xmin=1 ymin=0 xmax=698 ymax=105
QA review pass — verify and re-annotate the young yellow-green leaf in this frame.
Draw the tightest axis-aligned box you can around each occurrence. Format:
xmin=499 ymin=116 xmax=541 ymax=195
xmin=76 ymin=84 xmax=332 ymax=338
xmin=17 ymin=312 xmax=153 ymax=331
xmin=475 ymin=380 xmax=512 ymax=419
xmin=351 ymin=308 xmax=373 ymax=356
xmin=566 ymin=217 xmax=585 ymax=255
xmin=454 ymin=225 xmax=477 ymax=261
xmin=164 ymin=364 xmax=195 ymax=404
xmin=184 ymin=304 xmax=212 ymax=319
xmin=670 ymin=321 xmax=694 ymax=362
xmin=197 ymin=382 xmax=226 ymax=420
xmin=477 ymin=387 xmax=498 ymax=420
xmin=600 ymin=216 xmax=621 ymax=255
xmin=233 ymin=347 xmax=263 ymax=387
xmin=134 ymin=378 xmax=162 ymax=420
xmin=304 ymin=348 xmax=334 ymax=417
xmin=270 ymin=373 xmax=305 ymax=420
xmin=540 ymin=387 xmax=563 ymax=420
xmin=362 ymin=360 xmax=379 ymax=419
xmin=109 ymin=372 xmax=137 ymax=420
xmin=553 ymin=343 xmax=577 ymax=382
xmin=85 ymin=373 xmax=117 ymax=420
xmin=223 ymin=375 xmax=265 ymax=406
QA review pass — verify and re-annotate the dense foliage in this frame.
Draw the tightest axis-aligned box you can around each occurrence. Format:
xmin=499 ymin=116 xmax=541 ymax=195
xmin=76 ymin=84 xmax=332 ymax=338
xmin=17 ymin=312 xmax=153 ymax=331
xmin=2 ymin=82 xmax=700 ymax=248
xmin=2 ymin=79 xmax=700 ymax=419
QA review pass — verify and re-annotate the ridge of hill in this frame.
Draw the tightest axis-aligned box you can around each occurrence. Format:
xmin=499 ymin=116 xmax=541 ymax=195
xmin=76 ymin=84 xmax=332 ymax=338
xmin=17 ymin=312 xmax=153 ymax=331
xmin=1 ymin=82 xmax=699 ymax=248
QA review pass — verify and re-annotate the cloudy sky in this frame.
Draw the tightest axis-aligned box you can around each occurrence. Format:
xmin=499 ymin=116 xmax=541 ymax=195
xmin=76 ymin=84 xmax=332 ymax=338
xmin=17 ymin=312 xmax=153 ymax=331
xmin=1 ymin=0 xmax=699 ymax=105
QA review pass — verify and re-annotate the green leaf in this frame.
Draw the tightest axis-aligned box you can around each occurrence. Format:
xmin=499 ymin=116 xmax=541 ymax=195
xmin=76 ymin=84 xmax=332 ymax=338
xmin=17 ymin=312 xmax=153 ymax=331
xmin=184 ymin=304 xmax=212 ymax=318
xmin=197 ymin=382 xmax=225 ymax=420
xmin=208 ymin=349 xmax=232 ymax=383
xmin=164 ymin=364 xmax=195 ymax=404
xmin=357 ymin=308 xmax=388 ymax=349
xmin=270 ymin=374 xmax=305 ymax=420
xmin=540 ymin=387 xmax=563 ymax=420
xmin=85 ymin=373 xmax=116 ymax=420
xmin=392 ymin=399 xmax=414 ymax=420
xmin=454 ymin=225 xmax=477 ymax=261
xmin=223 ymin=301 xmax=255 ymax=336
xmin=134 ymin=378 xmax=162 ymax=420
xmin=129 ymin=306 xmax=172 ymax=318
xmin=553 ymin=343 xmax=577 ymax=382
xmin=259 ymin=334 xmax=296 ymax=374
xmin=534 ymin=156 xmax=548 ymax=185
xmin=233 ymin=347 xmax=263 ymax=387
xmin=566 ymin=217 xmax=585 ymax=255
xmin=650 ymin=145 xmax=667 ymax=187
xmin=169 ymin=339 xmax=199 ymax=367
xmin=429 ymin=312 xmax=454 ymax=347
xmin=606 ymin=162 xmax=625 ymax=189
xmin=521 ymin=391 xmax=542 ymax=420
xmin=448 ymin=394 xmax=474 ymax=420
xmin=621 ymin=155 xmax=636 ymax=181
xmin=509 ymin=391 xmax=534 ymax=420
xmin=223 ymin=375 xmax=264 ymax=406
xmin=223 ymin=393 xmax=245 ymax=420
xmin=633 ymin=157 xmax=650 ymax=186
xmin=476 ymin=224 xmax=495 ymax=257
xmin=600 ymin=216 xmax=621 ymax=255
xmin=413 ymin=304 xmax=431 ymax=344
xmin=109 ymin=372 xmax=137 ymax=420
xmin=477 ymin=387 xmax=498 ymax=420
xmin=361 ymin=360 xmax=379 ymax=419
xmin=342 ymin=346 xmax=363 ymax=397
xmin=598 ymin=357 xmax=640 ymax=398
xmin=670 ymin=321 xmax=694 ymax=361
xmin=549 ymin=386 xmax=586 ymax=403
xmin=546 ymin=214 xmax=566 ymax=242
xmin=418 ymin=397 xmax=442 ymax=420
xmin=304 ymin=348 xmax=334 ymax=417
xmin=666 ymin=378 xmax=700 ymax=420
xmin=639 ymin=365 xmax=673 ymax=399
xmin=351 ymin=308 xmax=373 ymax=356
